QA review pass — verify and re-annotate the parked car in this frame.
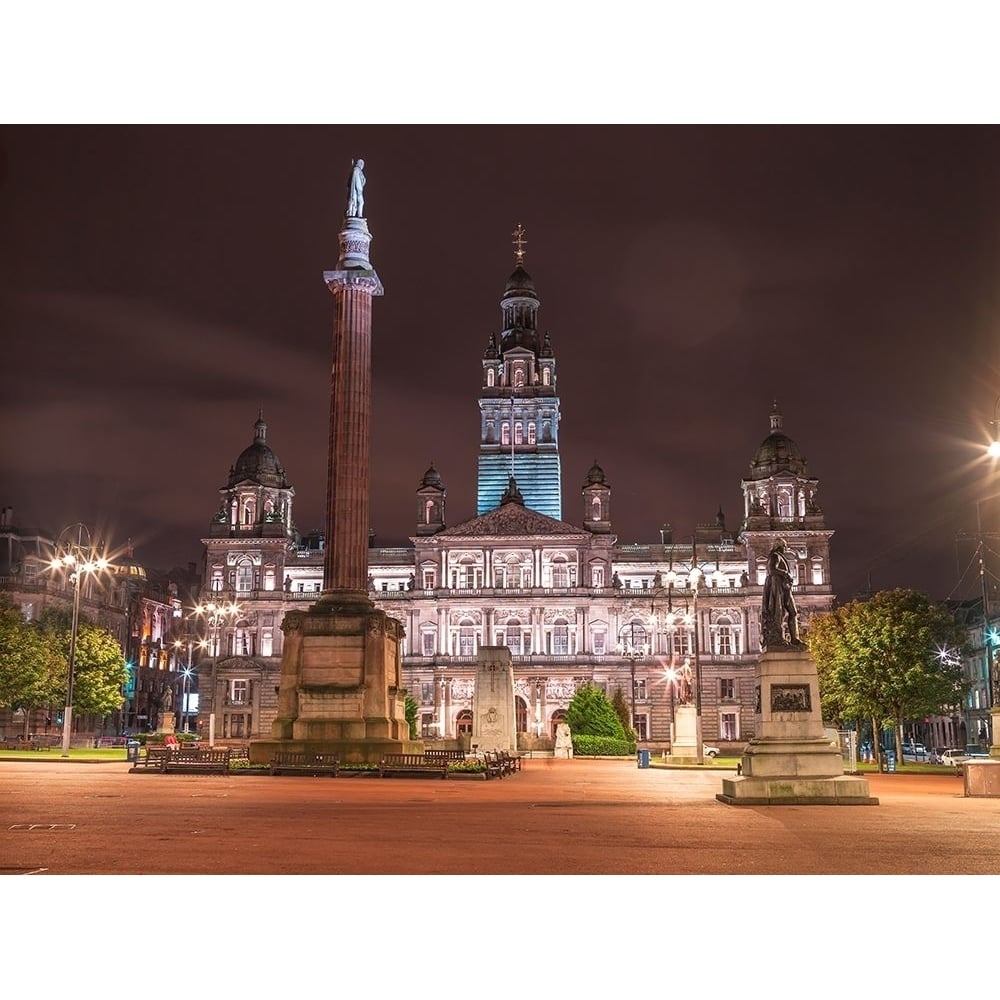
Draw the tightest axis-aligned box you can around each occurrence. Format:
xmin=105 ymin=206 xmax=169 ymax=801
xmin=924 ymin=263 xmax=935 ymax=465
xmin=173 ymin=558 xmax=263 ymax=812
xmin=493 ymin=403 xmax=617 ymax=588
xmin=902 ymin=743 xmax=928 ymax=760
xmin=940 ymin=749 xmax=968 ymax=766
xmin=703 ymin=744 xmax=720 ymax=758
xmin=964 ymin=746 xmax=990 ymax=759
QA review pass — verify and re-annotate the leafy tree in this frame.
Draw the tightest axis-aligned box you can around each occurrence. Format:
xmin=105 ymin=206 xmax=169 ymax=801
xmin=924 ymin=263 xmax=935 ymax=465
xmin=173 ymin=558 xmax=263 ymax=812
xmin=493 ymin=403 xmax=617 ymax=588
xmin=37 ymin=608 xmax=127 ymax=717
xmin=807 ymin=588 xmax=969 ymax=769
xmin=566 ymin=682 xmax=628 ymax=739
xmin=0 ymin=604 xmax=60 ymax=720
xmin=610 ymin=684 xmax=636 ymax=739
xmin=404 ymin=694 xmax=419 ymax=739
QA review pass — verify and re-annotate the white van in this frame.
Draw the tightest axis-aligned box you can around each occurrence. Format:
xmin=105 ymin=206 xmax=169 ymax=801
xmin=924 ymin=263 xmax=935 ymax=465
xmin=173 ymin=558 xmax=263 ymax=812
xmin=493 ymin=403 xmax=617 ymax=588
xmin=940 ymin=749 xmax=968 ymax=766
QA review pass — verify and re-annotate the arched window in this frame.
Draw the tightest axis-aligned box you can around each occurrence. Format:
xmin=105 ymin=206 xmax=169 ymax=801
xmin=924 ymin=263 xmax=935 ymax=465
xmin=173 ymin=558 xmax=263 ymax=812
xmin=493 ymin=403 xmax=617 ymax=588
xmin=552 ymin=619 xmax=569 ymax=655
xmin=777 ymin=491 xmax=792 ymax=519
xmin=551 ymin=557 xmax=569 ymax=588
xmin=514 ymin=423 xmax=524 ymax=445
xmin=242 ymin=499 xmax=255 ymax=526
xmin=501 ymin=422 xmax=510 ymax=446
xmin=527 ymin=423 xmax=536 ymax=445
xmin=515 ymin=697 xmax=528 ymax=733
xmin=542 ymin=367 xmax=551 ymax=385
xmin=591 ymin=496 xmax=603 ymax=520
xmin=486 ymin=367 xmax=495 ymax=387
xmin=235 ymin=561 xmax=254 ymax=593
xmin=459 ymin=620 xmax=476 ymax=656
xmin=715 ymin=615 xmax=734 ymax=655
xmin=811 ymin=559 xmax=824 ymax=585
xmin=425 ymin=499 xmax=436 ymax=524
xmin=456 ymin=709 xmax=473 ymax=735
xmin=513 ymin=367 xmax=525 ymax=387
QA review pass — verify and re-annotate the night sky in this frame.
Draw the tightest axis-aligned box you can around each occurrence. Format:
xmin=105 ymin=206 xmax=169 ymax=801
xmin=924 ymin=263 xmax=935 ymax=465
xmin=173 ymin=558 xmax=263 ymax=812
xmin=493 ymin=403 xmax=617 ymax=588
xmin=4 ymin=125 xmax=1000 ymax=604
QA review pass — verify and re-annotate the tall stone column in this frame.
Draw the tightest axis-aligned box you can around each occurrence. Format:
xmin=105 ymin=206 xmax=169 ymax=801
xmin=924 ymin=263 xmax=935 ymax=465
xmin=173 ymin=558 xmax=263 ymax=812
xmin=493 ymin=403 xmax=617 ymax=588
xmin=320 ymin=223 xmax=382 ymax=603
xmin=251 ymin=160 xmax=420 ymax=764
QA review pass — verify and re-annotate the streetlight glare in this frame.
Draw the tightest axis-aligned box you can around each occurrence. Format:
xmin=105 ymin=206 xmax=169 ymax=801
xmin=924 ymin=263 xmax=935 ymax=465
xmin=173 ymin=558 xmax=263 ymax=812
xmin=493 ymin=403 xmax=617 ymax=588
xmin=989 ymin=440 xmax=1000 ymax=458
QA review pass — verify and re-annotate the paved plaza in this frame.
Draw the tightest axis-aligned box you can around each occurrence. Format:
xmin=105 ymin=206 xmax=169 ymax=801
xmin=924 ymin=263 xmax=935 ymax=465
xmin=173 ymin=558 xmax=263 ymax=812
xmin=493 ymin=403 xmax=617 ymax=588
xmin=2 ymin=757 xmax=998 ymax=875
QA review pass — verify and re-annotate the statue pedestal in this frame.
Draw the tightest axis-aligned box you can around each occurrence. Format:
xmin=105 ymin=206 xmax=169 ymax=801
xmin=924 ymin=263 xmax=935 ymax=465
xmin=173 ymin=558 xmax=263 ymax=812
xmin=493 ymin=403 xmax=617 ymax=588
xmin=250 ymin=597 xmax=422 ymax=765
xmin=159 ymin=715 xmax=176 ymax=736
xmin=670 ymin=704 xmax=699 ymax=763
xmin=990 ymin=706 xmax=1000 ymax=760
xmin=717 ymin=647 xmax=878 ymax=806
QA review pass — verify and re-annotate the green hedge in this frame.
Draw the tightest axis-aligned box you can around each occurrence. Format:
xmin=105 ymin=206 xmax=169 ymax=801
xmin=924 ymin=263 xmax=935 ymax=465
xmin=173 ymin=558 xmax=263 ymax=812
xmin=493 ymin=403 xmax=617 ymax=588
xmin=571 ymin=734 xmax=636 ymax=757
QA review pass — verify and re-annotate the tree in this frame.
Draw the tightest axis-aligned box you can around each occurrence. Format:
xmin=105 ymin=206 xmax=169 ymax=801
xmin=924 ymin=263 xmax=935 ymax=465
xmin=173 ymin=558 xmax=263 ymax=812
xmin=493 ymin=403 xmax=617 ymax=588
xmin=0 ymin=604 xmax=61 ymax=726
xmin=807 ymin=588 xmax=969 ymax=769
xmin=566 ymin=682 xmax=628 ymax=739
xmin=610 ymin=684 xmax=636 ymax=739
xmin=404 ymin=694 xmax=419 ymax=740
xmin=37 ymin=608 xmax=128 ymax=717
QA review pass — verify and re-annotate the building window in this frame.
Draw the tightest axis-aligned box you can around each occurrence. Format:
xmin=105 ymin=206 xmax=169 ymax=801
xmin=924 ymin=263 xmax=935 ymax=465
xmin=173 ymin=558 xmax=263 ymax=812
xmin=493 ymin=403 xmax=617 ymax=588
xmin=486 ymin=367 xmax=495 ymax=387
xmin=459 ymin=624 xmax=476 ymax=656
xmin=262 ymin=630 xmax=273 ymax=657
xmin=721 ymin=713 xmax=737 ymax=741
xmin=422 ymin=632 xmax=436 ymax=656
xmin=231 ymin=680 xmax=248 ymax=705
xmin=422 ymin=570 xmax=435 ymax=589
xmin=551 ymin=559 xmax=569 ymax=588
xmin=591 ymin=565 xmax=604 ymax=588
xmin=514 ymin=423 xmax=524 ymax=445
xmin=720 ymin=678 xmax=735 ymax=700
xmin=811 ymin=560 xmax=823 ymax=584
xmin=236 ymin=562 xmax=254 ymax=592
xmin=592 ymin=631 xmax=606 ymax=655
xmin=552 ymin=622 xmax=569 ymax=655
xmin=634 ymin=715 xmax=648 ymax=740
xmin=527 ymin=423 xmax=536 ymax=445
xmin=542 ymin=367 xmax=551 ymax=386
xmin=635 ymin=679 xmax=648 ymax=700
xmin=501 ymin=422 xmax=510 ymax=446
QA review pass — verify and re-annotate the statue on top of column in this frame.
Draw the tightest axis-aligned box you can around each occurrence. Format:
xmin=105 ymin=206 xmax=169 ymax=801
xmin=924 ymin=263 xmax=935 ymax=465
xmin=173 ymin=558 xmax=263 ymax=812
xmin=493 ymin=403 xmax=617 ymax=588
xmin=347 ymin=158 xmax=366 ymax=218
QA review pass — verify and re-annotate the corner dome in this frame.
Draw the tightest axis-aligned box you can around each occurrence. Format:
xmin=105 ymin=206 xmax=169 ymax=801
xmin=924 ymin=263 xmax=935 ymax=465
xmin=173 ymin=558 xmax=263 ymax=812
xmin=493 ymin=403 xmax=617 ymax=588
xmin=585 ymin=460 xmax=607 ymax=485
xmin=228 ymin=415 xmax=289 ymax=489
xmin=501 ymin=265 xmax=538 ymax=302
xmin=748 ymin=404 xmax=808 ymax=479
xmin=419 ymin=464 xmax=444 ymax=489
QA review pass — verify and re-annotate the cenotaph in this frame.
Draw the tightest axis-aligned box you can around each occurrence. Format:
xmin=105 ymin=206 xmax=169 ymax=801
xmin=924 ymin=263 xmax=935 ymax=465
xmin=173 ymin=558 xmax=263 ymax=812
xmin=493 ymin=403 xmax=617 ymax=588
xmin=717 ymin=538 xmax=878 ymax=805
xmin=250 ymin=160 xmax=420 ymax=765
xmin=471 ymin=646 xmax=517 ymax=753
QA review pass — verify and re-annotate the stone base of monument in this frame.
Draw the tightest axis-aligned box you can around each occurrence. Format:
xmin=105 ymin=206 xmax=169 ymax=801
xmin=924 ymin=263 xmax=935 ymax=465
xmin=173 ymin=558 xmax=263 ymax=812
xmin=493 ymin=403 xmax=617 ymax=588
xmin=669 ymin=703 xmax=699 ymax=764
xmin=716 ymin=647 xmax=878 ymax=806
xmin=158 ymin=716 xmax=176 ymax=736
xmin=249 ymin=600 xmax=421 ymax=765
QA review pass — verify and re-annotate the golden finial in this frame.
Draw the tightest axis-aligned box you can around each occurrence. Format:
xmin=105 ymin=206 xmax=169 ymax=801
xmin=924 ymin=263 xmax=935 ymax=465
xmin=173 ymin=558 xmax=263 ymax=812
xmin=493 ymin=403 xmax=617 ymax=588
xmin=512 ymin=223 xmax=527 ymax=266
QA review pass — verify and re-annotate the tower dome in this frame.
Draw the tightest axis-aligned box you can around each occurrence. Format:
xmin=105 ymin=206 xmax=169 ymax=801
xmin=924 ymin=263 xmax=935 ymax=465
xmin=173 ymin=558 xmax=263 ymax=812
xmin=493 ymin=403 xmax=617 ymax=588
xmin=585 ymin=460 xmax=607 ymax=485
xmin=748 ymin=403 xmax=808 ymax=479
xmin=502 ymin=264 xmax=538 ymax=301
xmin=228 ymin=414 xmax=289 ymax=489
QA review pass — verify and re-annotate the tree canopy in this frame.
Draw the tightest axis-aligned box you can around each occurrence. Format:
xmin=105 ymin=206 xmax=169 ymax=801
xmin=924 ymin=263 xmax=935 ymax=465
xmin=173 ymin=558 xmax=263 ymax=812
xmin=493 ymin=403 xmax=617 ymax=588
xmin=0 ymin=603 xmax=127 ymax=717
xmin=807 ymin=588 xmax=969 ymax=764
xmin=566 ymin=682 xmax=628 ymax=739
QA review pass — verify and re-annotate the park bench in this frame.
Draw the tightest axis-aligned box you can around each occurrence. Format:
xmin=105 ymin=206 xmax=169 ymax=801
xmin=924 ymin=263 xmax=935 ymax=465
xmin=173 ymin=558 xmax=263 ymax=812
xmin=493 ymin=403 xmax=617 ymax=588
xmin=499 ymin=750 xmax=523 ymax=773
xmin=269 ymin=752 xmax=340 ymax=777
xmin=378 ymin=753 xmax=449 ymax=778
xmin=481 ymin=751 xmax=505 ymax=779
xmin=134 ymin=746 xmax=231 ymax=774
xmin=423 ymin=749 xmax=466 ymax=761
xmin=161 ymin=748 xmax=231 ymax=774
xmin=27 ymin=734 xmax=59 ymax=750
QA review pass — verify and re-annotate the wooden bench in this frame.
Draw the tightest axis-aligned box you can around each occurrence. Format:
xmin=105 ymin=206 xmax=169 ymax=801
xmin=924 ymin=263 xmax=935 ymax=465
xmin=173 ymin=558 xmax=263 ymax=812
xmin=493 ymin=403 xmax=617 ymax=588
xmin=482 ymin=751 xmax=505 ymax=779
xmin=133 ymin=746 xmax=170 ymax=769
xmin=269 ymin=752 xmax=340 ymax=777
xmin=499 ymin=750 xmax=523 ymax=774
xmin=161 ymin=748 xmax=231 ymax=774
xmin=423 ymin=749 xmax=466 ymax=761
xmin=379 ymin=753 xmax=449 ymax=778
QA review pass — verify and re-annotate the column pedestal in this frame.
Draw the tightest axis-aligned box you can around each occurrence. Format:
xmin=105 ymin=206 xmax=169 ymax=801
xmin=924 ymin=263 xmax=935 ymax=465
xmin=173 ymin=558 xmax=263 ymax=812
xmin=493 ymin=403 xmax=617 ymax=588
xmin=669 ymin=704 xmax=699 ymax=763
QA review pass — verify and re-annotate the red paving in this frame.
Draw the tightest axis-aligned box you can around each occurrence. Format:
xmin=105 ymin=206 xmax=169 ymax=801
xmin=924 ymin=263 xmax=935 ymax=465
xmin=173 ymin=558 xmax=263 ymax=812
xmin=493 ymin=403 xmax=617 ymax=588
xmin=1 ymin=757 xmax=997 ymax=875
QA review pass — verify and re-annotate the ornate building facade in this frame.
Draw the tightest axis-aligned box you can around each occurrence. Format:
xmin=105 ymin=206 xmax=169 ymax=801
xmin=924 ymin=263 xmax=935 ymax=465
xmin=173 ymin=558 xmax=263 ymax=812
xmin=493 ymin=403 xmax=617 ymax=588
xmin=191 ymin=253 xmax=838 ymax=752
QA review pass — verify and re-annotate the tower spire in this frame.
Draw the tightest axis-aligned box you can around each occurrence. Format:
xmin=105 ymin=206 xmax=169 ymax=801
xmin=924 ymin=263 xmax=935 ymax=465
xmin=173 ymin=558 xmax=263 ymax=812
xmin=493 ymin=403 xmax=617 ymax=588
xmin=512 ymin=223 xmax=527 ymax=267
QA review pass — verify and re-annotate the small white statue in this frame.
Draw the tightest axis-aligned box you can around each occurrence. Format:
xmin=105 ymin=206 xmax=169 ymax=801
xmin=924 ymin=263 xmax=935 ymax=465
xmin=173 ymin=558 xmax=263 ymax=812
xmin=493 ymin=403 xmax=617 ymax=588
xmin=347 ymin=158 xmax=366 ymax=218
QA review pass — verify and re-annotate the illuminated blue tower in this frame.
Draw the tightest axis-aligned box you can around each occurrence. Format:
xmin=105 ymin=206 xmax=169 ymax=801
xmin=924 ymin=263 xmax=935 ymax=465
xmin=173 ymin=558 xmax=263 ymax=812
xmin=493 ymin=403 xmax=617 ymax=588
xmin=477 ymin=226 xmax=562 ymax=518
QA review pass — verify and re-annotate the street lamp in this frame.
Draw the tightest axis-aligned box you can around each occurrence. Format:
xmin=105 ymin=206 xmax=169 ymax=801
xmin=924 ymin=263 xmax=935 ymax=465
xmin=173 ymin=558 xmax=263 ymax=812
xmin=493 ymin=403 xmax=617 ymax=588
xmin=48 ymin=523 xmax=112 ymax=758
xmin=172 ymin=637 xmax=205 ymax=733
xmin=194 ymin=600 xmax=241 ymax=745
xmin=988 ymin=394 xmax=1000 ymax=458
xmin=618 ymin=621 xmax=649 ymax=737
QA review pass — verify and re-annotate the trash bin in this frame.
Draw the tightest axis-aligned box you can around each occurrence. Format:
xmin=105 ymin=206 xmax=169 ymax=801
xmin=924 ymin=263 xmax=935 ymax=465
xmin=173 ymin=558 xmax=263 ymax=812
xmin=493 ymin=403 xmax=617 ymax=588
xmin=126 ymin=739 xmax=141 ymax=764
xmin=637 ymin=748 xmax=650 ymax=769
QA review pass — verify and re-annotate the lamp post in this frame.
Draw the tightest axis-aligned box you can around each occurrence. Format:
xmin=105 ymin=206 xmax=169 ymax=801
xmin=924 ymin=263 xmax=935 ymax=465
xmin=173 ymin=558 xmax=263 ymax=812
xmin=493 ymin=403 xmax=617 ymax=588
xmin=194 ymin=601 xmax=241 ymax=745
xmin=172 ymin=637 xmax=204 ymax=733
xmin=48 ymin=523 xmax=111 ymax=758
xmin=618 ymin=621 xmax=649 ymax=737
